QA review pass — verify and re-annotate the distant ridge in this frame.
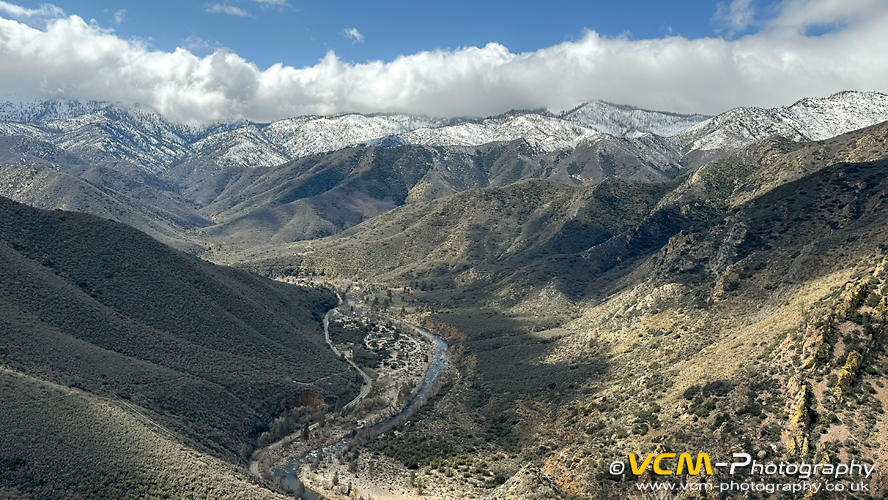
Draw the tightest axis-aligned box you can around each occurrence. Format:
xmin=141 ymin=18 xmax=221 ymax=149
xmin=1 ymin=91 xmax=887 ymax=246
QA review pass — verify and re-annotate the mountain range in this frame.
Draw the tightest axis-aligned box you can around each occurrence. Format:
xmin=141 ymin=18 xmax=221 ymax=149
xmin=2 ymin=91 xmax=887 ymax=249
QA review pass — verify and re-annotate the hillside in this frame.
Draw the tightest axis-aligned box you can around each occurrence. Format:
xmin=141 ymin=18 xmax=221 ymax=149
xmin=225 ymin=121 xmax=888 ymax=296
xmin=215 ymin=120 xmax=888 ymax=498
xmin=0 ymin=196 xmax=359 ymax=497
xmin=0 ymin=367 xmax=292 ymax=500
xmin=0 ymin=135 xmax=211 ymax=250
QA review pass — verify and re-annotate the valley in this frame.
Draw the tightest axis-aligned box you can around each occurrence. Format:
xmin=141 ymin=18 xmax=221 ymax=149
xmin=248 ymin=285 xmax=452 ymax=500
xmin=3 ymin=91 xmax=888 ymax=499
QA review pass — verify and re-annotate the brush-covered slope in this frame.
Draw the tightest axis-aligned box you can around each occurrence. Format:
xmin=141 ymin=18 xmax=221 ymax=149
xmin=529 ymin=156 xmax=888 ymax=498
xmin=0 ymin=367 xmax=291 ymax=500
xmin=191 ymin=138 xmax=687 ymax=246
xmin=0 ymin=135 xmax=210 ymax=250
xmin=219 ymin=120 xmax=888 ymax=499
xmin=226 ymin=121 xmax=888 ymax=299
xmin=219 ymin=177 xmax=671 ymax=289
xmin=186 ymin=141 xmax=559 ymax=244
xmin=0 ymin=195 xmax=359 ymax=495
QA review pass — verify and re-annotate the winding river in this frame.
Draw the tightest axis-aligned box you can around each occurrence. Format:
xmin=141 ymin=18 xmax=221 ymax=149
xmin=273 ymin=321 xmax=450 ymax=498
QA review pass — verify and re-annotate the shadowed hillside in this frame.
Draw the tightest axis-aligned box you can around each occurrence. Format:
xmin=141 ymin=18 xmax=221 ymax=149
xmin=0 ymin=195 xmax=359 ymax=497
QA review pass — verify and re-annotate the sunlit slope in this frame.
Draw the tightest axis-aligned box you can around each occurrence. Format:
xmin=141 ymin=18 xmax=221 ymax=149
xmin=0 ymin=367 xmax=292 ymax=500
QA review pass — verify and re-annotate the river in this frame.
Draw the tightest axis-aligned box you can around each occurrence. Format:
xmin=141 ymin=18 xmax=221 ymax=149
xmin=273 ymin=323 xmax=450 ymax=498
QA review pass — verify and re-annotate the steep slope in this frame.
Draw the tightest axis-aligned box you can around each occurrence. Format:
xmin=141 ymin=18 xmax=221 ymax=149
xmin=188 ymin=141 xmax=560 ymax=244
xmin=0 ymin=367 xmax=291 ymax=500
xmin=532 ymin=155 xmax=888 ymax=498
xmin=182 ymin=135 xmax=693 ymax=245
xmin=0 ymin=195 xmax=358 ymax=476
xmin=216 ymin=176 xmax=673 ymax=305
xmin=0 ymin=100 xmax=199 ymax=173
xmin=226 ymin=120 xmax=888 ymax=301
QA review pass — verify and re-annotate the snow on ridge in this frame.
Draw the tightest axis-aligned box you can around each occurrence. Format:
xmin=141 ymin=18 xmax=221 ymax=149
xmin=675 ymin=90 xmax=888 ymax=153
xmin=2 ymin=91 xmax=887 ymax=173
xmin=401 ymin=113 xmax=600 ymax=152
xmin=264 ymin=113 xmax=444 ymax=158
xmin=187 ymin=124 xmax=289 ymax=169
xmin=562 ymin=100 xmax=711 ymax=138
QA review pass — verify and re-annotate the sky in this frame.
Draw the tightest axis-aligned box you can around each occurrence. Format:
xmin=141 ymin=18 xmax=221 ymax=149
xmin=0 ymin=0 xmax=887 ymax=124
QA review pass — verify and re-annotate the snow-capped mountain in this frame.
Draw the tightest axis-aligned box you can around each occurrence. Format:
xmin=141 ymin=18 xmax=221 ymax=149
xmin=0 ymin=100 xmax=198 ymax=173
xmin=673 ymin=91 xmax=888 ymax=163
xmin=4 ymin=91 xmax=886 ymax=178
xmin=1 ymin=90 xmax=887 ymax=249
xmin=561 ymin=100 xmax=710 ymax=137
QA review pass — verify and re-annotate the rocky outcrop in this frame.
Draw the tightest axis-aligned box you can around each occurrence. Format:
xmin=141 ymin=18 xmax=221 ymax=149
xmin=787 ymin=384 xmax=812 ymax=457
xmin=834 ymin=351 xmax=862 ymax=401
xmin=483 ymin=464 xmax=564 ymax=500
xmin=837 ymin=280 xmax=870 ymax=319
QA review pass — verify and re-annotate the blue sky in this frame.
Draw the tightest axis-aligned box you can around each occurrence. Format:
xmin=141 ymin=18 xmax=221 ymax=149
xmin=1 ymin=0 xmax=886 ymax=124
xmin=39 ymin=0 xmax=735 ymax=70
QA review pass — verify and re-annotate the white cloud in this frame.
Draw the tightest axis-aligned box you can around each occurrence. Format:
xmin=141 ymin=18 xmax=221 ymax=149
xmin=0 ymin=0 xmax=886 ymax=125
xmin=182 ymin=35 xmax=221 ymax=54
xmin=113 ymin=9 xmax=125 ymax=25
xmin=0 ymin=1 xmax=63 ymax=27
xmin=206 ymin=4 xmax=252 ymax=17
xmin=342 ymin=27 xmax=364 ymax=44
xmin=765 ymin=0 xmax=882 ymax=34
xmin=253 ymin=0 xmax=287 ymax=4
xmin=715 ymin=0 xmax=757 ymax=33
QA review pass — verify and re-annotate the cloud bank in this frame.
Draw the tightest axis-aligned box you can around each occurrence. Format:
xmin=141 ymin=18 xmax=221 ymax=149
xmin=1 ymin=0 xmax=886 ymax=124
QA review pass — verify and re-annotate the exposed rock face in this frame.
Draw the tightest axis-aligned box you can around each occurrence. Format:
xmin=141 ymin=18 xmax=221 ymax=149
xmin=835 ymin=351 xmax=862 ymax=400
xmin=837 ymin=280 xmax=871 ymax=318
xmin=787 ymin=385 xmax=811 ymax=457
